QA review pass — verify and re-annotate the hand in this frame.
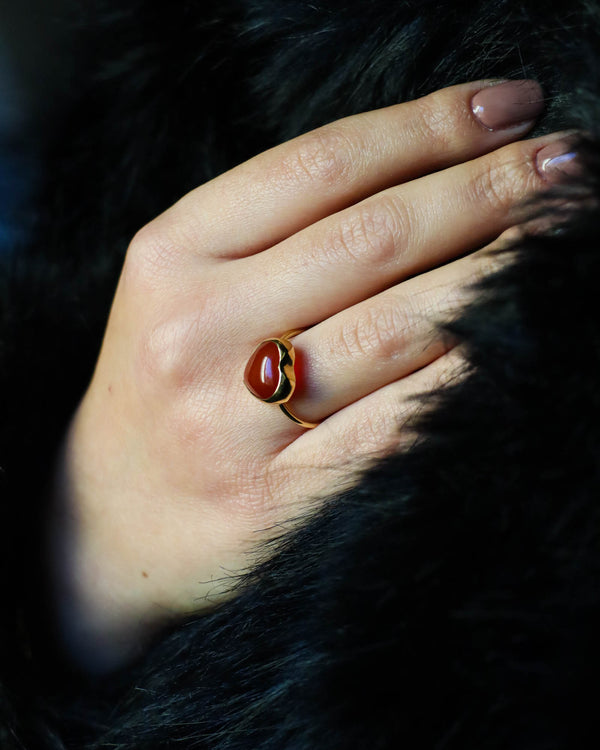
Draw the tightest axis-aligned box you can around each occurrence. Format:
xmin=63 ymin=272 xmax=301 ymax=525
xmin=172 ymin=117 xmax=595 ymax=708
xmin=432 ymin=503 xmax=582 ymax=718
xmin=49 ymin=79 xmax=568 ymax=672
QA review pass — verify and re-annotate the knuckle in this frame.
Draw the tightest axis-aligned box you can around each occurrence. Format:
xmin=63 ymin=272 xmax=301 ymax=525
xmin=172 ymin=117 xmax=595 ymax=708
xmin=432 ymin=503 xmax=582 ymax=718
xmin=339 ymin=301 xmax=410 ymax=363
xmin=411 ymin=95 xmax=454 ymax=152
xmin=136 ymin=314 xmax=201 ymax=392
xmin=471 ymin=159 xmax=515 ymax=214
xmin=328 ymin=194 xmax=407 ymax=267
xmin=134 ymin=281 xmax=224 ymax=394
xmin=282 ymin=125 xmax=355 ymax=188
xmin=124 ymin=221 xmax=180 ymax=289
xmin=469 ymin=147 xmax=537 ymax=217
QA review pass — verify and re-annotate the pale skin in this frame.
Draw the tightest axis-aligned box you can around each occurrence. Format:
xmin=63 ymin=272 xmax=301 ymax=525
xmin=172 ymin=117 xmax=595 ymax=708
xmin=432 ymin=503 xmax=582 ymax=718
xmin=49 ymin=79 xmax=573 ymax=672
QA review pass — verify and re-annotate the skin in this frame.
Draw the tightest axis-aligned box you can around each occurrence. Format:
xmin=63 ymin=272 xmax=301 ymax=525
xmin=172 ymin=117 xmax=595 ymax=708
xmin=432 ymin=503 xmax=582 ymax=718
xmin=48 ymin=79 xmax=572 ymax=673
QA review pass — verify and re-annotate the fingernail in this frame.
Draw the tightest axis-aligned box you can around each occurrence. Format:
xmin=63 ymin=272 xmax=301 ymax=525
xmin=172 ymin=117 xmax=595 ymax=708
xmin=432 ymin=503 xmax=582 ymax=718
xmin=471 ymin=80 xmax=544 ymax=130
xmin=536 ymin=140 xmax=579 ymax=181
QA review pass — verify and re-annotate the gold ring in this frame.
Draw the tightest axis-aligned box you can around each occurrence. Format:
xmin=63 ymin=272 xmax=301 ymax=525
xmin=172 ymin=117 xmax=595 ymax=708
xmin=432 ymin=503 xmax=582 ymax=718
xmin=243 ymin=329 xmax=319 ymax=428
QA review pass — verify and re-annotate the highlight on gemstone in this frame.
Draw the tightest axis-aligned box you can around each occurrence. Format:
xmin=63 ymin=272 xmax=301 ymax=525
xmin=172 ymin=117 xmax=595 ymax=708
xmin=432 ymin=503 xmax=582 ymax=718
xmin=244 ymin=340 xmax=283 ymax=400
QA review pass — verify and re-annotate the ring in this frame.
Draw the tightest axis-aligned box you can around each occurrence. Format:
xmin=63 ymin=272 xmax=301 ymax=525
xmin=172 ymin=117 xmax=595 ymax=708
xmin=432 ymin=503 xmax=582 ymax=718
xmin=243 ymin=329 xmax=319 ymax=428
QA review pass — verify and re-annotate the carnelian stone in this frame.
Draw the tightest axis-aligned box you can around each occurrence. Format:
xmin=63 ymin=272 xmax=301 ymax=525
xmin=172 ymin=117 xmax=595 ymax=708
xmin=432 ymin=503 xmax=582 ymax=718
xmin=244 ymin=341 xmax=281 ymax=400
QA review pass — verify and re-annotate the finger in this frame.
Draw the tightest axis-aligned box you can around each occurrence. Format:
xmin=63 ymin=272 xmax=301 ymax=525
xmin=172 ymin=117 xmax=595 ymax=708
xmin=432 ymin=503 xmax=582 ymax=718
xmin=270 ymin=348 xmax=467 ymax=505
xmin=284 ymin=243 xmax=501 ymax=424
xmin=153 ymin=79 xmax=544 ymax=260
xmin=235 ymin=131 xmax=571 ymax=336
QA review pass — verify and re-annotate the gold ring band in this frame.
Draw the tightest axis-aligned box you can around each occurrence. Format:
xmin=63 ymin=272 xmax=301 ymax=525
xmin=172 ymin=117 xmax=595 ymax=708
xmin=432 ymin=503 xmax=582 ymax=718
xmin=279 ymin=402 xmax=319 ymax=429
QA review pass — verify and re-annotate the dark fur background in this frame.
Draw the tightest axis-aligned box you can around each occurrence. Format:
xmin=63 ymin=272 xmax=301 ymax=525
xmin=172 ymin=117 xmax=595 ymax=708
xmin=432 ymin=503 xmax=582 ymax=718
xmin=1 ymin=0 xmax=599 ymax=747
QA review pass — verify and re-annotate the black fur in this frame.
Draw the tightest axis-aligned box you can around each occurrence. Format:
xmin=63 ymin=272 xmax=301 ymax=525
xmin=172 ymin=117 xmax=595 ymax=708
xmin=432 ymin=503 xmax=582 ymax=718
xmin=1 ymin=0 xmax=600 ymax=747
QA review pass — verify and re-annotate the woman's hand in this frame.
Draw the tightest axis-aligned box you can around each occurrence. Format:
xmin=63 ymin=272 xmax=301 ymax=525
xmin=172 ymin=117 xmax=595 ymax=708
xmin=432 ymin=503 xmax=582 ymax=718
xmin=50 ymin=79 xmax=570 ymax=672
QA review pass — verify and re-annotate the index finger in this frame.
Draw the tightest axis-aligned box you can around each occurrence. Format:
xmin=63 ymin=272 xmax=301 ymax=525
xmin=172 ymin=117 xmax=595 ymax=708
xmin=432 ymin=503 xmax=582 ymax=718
xmin=154 ymin=79 xmax=544 ymax=260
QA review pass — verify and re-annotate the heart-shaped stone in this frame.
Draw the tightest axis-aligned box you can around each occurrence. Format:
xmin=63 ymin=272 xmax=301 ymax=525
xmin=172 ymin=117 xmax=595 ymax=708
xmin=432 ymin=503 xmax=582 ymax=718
xmin=244 ymin=340 xmax=281 ymax=400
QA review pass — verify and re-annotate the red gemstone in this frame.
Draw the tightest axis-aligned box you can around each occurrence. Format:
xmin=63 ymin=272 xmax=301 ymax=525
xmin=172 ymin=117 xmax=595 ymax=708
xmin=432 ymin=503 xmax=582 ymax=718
xmin=244 ymin=341 xmax=281 ymax=400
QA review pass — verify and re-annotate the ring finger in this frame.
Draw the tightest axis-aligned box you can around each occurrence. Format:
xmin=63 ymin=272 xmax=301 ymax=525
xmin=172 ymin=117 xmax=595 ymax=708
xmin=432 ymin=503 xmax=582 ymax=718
xmin=251 ymin=238 xmax=507 ymax=427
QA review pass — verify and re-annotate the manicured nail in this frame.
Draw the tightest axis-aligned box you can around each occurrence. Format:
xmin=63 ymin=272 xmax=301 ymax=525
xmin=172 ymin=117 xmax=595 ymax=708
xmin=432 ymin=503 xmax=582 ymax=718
xmin=471 ymin=80 xmax=544 ymax=130
xmin=536 ymin=140 xmax=578 ymax=180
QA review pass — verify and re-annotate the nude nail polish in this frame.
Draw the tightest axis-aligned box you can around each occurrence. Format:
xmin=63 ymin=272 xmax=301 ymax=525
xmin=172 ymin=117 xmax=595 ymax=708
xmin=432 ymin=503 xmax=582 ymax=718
xmin=471 ymin=80 xmax=545 ymax=130
xmin=536 ymin=140 xmax=578 ymax=180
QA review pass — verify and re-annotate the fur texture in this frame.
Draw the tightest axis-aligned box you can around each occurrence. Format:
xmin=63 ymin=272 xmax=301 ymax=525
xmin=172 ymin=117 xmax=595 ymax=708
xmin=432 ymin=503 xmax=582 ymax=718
xmin=1 ymin=0 xmax=600 ymax=747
